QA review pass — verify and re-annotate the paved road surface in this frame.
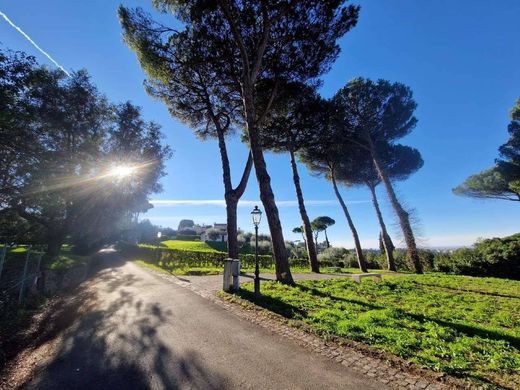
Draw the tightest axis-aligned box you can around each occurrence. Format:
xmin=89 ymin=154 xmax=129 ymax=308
xmin=25 ymin=250 xmax=387 ymax=390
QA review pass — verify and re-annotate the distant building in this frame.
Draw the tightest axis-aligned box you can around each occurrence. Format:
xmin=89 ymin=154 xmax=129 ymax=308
xmin=191 ymin=224 xmax=210 ymax=234
xmin=200 ymin=223 xmax=228 ymax=242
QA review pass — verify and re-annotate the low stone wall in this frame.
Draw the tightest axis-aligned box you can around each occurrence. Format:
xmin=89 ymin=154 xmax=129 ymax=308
xmin=43 ymin=263 xmax=88 ymax=296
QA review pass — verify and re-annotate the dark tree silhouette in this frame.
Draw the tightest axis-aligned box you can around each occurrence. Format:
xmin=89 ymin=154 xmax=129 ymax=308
xmin=260 ymin=83 xmax=323 ymax=272
xmin=454 ymin=98 xmax=520 ymax=202
xmin=301 ymin=100 xmax=368 ymax=273
xmin=1 ymin=50 xmax=43 ymax=209
xmin=119 ymin=8 xmax=252 ymax=259
xmin=1 ymin=49 xmax=170 ymax=256
xmin=334 ymin=144 xmax=423 ymax=271
xmin=120 ymin=1 xmax=360 ymax=284
xmin=333 ymin=78 xmax=424 ymax=274
xmin=312 ymin=216 xmax=335 ymax=249
xmin=292 ymin=226 xmax=306 ymax=245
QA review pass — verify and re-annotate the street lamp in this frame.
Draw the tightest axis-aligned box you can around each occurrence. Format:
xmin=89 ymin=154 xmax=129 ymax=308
xmin=251 ymin=205 xmax=262 ymax=299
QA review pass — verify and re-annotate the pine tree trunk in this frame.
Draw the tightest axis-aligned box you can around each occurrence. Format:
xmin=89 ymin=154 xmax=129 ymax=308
xmin=367 ymin=182 xmax=396 ymax=271
xmin=289 ymin=149 xmax=319 ymax=272
xmin=243 ymin=88 xmax=294 ymax=284
xmin=324 ymin=229 xmax=330 ymax=248
xmin=226 ymin=196 xmax=239 ymax=259
xmin=215 ymin=124 xmax=252 ymax=260
xmin=367 ymin=138 xmax=423 ymax=274
xmin=330 ymin=170 xmax=368 ymax=273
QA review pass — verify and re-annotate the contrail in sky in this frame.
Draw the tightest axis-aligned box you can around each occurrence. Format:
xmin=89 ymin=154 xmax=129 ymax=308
xmin=0 ymin=10 xmax=70 ymax=77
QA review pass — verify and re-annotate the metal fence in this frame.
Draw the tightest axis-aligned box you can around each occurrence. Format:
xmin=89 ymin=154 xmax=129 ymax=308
xmin=0 ymin=245 xmax=44 ymax=305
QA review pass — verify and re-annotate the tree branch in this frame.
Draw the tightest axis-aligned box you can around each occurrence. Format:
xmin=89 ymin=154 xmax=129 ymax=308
xmin=256 ymin=81 xmax=279 ymax=127
xmin=251 ymin=1 xmax=271 ymax=82
xmin=218 ymin=0 xmax=251 ymax=80
xmin=233 ymin=152 xmax=253 ymax=198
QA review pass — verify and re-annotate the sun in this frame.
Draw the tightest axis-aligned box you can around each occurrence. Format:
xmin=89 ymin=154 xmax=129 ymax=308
xmin=109 ymin=165 xmax=136 ymax=178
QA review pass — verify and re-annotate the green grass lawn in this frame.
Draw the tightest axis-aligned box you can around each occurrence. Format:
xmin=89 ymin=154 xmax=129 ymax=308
xmin=45 ymin=246 xmax=89 ymax=270
xmin=159 ymin=240 xmax=221 ymax=252
xmin=233 ymin=275 xmax=520 ymax=389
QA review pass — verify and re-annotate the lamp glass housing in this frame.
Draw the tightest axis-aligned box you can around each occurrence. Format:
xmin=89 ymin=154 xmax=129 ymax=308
xmin=251 ymin=206 xmax=262 ymax=226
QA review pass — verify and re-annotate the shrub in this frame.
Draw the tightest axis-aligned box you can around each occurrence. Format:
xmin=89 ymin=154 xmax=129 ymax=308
xmin=121 ymin=243 xmax=275 ymax=269
xmin=317 ymin=247 xmax=349 ymax=267
xmin=363 ymin=251 xmax=384 ymax=269
xmin=432 ymin=233 xmax=520 ymax=279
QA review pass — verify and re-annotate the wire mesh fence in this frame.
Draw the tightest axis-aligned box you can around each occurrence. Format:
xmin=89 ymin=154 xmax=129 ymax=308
xmin=0 ymin=244 xmax=44 ymax=307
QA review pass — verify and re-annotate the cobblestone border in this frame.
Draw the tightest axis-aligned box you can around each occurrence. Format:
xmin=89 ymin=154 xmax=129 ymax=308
xmin=155 ymin=272 xmax=479 ymax=390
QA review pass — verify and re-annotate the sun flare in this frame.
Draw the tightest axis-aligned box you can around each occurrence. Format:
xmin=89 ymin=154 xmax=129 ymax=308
xmin=109 ymin=165 xmax=136 ymax=178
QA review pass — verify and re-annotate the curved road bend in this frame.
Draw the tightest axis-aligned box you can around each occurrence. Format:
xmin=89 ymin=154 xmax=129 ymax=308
xmin=25 ymin=249 xmax=387 ymax=390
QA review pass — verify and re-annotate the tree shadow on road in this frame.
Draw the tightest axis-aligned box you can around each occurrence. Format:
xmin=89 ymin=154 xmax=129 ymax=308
xmin=15 ymin=255 xmax=228 ymax=390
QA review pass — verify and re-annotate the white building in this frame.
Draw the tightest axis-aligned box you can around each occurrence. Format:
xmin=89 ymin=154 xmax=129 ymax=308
xmin=200 ymin=223 xmax=228 ymax=242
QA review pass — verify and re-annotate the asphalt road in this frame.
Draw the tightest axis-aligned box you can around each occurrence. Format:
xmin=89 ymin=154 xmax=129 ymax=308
xmin=24 ymin=250 xmax=387 ymax=390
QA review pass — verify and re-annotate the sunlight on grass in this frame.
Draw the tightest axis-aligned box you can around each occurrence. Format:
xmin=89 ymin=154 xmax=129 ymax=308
xmin=233 ymin=275 xmax=520 ymax=388
xmin=159 ymin=240 xmax=220 ymax=252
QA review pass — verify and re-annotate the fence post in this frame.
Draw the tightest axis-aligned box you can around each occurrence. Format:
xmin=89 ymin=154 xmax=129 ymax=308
xmin=0 ymin=243 xmax=7 ymax=281
xmin=18 ymin=248 xmax=31 ymax=304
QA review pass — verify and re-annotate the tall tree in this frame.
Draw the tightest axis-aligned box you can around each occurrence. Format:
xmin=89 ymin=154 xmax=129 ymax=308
xmin=0 ymin=50 xmax=41 ymax=208
xmin=1 ymin=49 xmax=171 ymax=256
xmin=72 ymin=102 xmax=172 ymax=253
xmin=334 ymin=144 xmax=423 ymax=271
xmin=301 ymin=100 xmax=368 ymax=273
xmin=9 ymin=69 xmax=113 ymax=256
xmin=119 ymin=8 xmax=253 ymax=259
xmin=259 ymin=83 xmax=322 ymax=272
xmin=333 ymin=78 xmax=424 ymax=274
xmin=312 ymin=216 xmax=335 ymax=248
xmin=454 ymin=98 xmax=520 ymax=202
xmin=292 ymin=226 xmax=306 ymax=245
xmin=122 ymin=0 xmax=359 ymax=284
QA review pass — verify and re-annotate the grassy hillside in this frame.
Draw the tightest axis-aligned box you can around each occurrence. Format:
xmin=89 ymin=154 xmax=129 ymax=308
xmin=160 ymin=240 xmax=221 ymax=252
xmin=234 ymin=274 xmax=520 ymax=388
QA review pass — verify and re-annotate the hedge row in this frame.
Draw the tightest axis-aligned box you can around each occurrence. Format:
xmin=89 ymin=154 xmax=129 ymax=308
xmin=120 ymin=242 xmax=309 ymax=269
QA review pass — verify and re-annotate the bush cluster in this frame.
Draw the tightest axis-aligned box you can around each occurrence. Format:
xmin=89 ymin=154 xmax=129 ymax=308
xmin=435 ymin=234 xmax=520 ymax=279
xmin=120 ymin=242 xmax=308 ymax=270
xmin=315 ymin=234 xmax=519 ymax=280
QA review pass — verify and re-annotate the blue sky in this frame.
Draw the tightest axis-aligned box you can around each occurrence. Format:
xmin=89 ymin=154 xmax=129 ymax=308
xmin=1 ymin=0 xmax=519 ymax=248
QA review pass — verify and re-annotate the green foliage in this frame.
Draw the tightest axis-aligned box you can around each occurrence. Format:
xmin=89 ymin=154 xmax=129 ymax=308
xmin=435 ymin=234 xmax=520 ymax=279
xmin=317 ymin=247 xmax=349 ymax=267
xmin=455 ymin=98 xmax=520 ymax=202
xmin=46 ymin=253 xmax=88 ymax=271
xmin=0 ymin=48 xmax=171 ymax=255
xmin=122 ymin=242 xmax=308 ymax=273
xmin=160 ymin=240 xmax=218 ymax=252
xmin=237 ymin=275 xmax=520 ymax=388
xmin=204 ymin=241 xmax=228 ymax=252
xmin=44 ymin=245 xmax=90 ymax=270
xmin=453 ymin=167 xmax=519 ymax=201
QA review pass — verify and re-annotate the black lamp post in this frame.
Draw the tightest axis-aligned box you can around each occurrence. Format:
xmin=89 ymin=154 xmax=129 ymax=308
xmin=251 ymin=205 xmax=262 ymax=299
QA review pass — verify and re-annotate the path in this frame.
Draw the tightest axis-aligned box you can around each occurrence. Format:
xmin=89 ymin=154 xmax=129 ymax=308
xmin=18 ymin=249 xmax=386 ymax=390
